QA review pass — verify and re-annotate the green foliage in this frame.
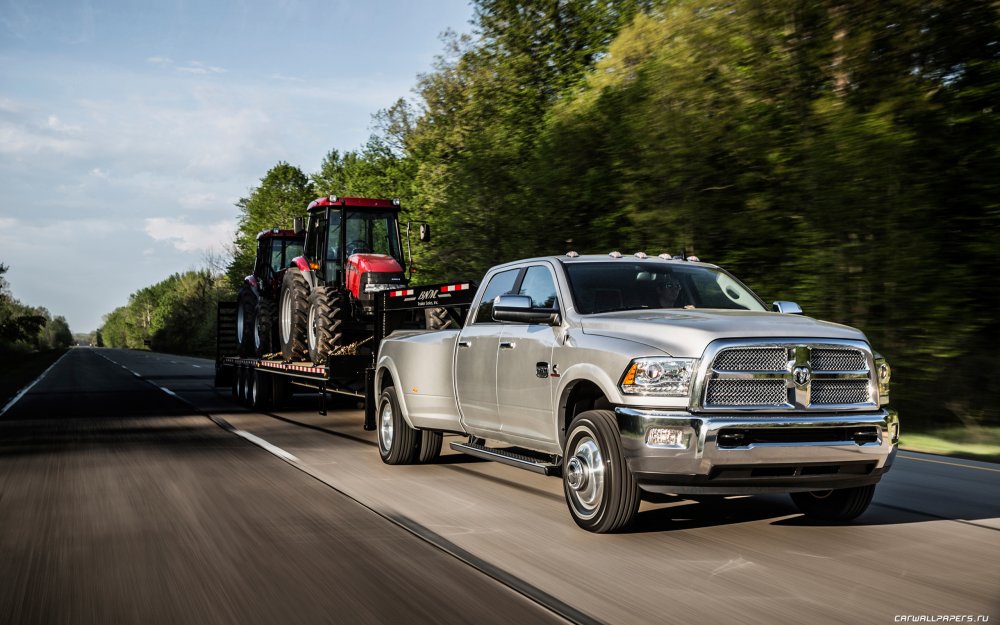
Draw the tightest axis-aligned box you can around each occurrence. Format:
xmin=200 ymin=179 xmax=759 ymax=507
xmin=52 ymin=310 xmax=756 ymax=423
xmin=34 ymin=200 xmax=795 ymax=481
xmin=0 ymin=262 xmax=71 ymax=353
xmin=99 ymin=270 xmax=228 ymax=357
xmin=227 ymin=162 xmax=315 ymax=290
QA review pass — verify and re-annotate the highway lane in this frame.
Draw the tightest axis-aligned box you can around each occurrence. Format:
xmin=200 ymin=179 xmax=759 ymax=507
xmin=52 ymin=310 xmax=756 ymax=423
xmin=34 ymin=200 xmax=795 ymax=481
xmin=0 ymin=349 xmax=569 ymax=625
xmin=5 ymin=348 xmax=999 ymax=624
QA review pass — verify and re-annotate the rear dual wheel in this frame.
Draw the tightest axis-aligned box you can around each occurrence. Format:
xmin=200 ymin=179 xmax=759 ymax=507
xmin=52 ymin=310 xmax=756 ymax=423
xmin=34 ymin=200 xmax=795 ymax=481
xmin=790 ymin=485 xmax=876 ymax=522
xmin=377 ymin=386 xmax=441 ymax=465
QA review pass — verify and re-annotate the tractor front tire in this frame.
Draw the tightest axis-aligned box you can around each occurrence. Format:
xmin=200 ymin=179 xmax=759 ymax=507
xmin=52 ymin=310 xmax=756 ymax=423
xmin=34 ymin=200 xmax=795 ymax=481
xmin=254 ymin=297 xmax=276 ymax=357
xmin=307 ymin=286 xmax=345 ymax=364
xmin=279 ymin=269 xmax=310 ymax=362
xmin=236 ymin=286 xmax=257 ymax=357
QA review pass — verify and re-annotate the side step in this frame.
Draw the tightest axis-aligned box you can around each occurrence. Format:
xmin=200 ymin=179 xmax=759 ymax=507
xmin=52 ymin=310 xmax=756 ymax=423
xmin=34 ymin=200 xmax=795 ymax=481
xmin=450 ymin=440 xmax=561 ymax=476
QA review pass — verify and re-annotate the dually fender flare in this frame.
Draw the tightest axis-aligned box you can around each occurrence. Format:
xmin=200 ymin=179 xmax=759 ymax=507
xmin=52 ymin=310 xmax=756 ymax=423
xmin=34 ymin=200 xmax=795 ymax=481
xmin=374 ymin=356 xmax=418 ymax=430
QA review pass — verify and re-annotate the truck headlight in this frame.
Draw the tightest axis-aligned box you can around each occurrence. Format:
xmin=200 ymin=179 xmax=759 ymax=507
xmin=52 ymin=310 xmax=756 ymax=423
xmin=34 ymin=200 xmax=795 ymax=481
xmin=620 ymin=357 xmax=697 ymax=397
xmin=874 ymin=353 xmax=891 ymax=405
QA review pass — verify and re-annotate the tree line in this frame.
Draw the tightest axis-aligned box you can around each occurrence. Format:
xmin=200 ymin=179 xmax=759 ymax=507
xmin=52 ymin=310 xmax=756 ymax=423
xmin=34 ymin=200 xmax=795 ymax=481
xmin=104 ymin=0 xmax=999 ymax=428
xmin=0 ymin=263 xmax=73 ymax=353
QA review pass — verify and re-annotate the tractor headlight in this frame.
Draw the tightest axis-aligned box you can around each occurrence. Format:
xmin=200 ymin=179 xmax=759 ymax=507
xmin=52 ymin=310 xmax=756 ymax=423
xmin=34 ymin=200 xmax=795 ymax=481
xmin=620 ymin=357 xmax=697 ymax=397
xmin=874 ymin=353 xmax=891 ymax=405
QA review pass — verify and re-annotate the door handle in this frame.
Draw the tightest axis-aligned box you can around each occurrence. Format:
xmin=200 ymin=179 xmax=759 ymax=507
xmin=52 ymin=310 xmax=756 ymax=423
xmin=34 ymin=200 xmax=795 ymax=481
xmin=500 ymin=342 xmax=516 ymax=349
xmin=458 ymin=341 xmax=471 ymax=348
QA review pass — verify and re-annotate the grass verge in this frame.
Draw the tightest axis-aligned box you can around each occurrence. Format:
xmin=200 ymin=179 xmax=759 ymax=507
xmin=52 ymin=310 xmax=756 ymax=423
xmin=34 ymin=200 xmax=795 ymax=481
xmin=899 ymin=427 xmax=1000 ymax=464
xmin=0 ymin=349 xmax=68 ymax=411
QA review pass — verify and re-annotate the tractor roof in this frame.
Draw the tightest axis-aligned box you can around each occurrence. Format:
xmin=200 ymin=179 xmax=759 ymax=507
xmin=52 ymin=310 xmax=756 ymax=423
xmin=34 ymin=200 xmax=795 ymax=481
xmin=256 ymin=228 xmax=303 ymax=241
xmin=306 ymin=195 xmax=401 ymax=212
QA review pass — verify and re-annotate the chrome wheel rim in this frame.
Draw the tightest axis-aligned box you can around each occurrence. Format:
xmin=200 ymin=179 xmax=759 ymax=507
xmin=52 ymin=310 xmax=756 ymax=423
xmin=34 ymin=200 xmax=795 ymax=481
xmin=307 ymin=304 xmax=318 ymax=352
xmin=566 ymin=433 xmax=604 ymax=520
xmin=237 ymin=305 xmax=246 ymax=343
xmin=379 ymin=401 xmax=394 ymax=453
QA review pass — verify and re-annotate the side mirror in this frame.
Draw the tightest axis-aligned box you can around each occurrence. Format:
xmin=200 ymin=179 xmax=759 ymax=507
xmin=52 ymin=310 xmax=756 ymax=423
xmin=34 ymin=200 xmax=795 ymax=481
xmin=419 ymin=223 xmax=431 ymax=242
xmin=293 ymin=216 xmax=305 ymax=235
xmin=771 ymin=301 xmax=804 ymax=315
xmin=492 ymin=294 xmax=559 ymax=325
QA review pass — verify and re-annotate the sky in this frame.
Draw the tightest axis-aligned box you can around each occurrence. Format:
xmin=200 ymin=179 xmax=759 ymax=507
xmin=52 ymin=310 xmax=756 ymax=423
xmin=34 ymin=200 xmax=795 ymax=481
xmin=0 ymin=0 xmax=475 ymax=333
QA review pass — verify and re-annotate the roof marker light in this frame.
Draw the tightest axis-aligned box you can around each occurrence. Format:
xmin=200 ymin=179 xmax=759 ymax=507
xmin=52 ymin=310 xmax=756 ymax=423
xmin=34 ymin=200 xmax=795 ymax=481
xmin=634 ymin=252 xmax=648 ymax=259
xmin=392 ymin=198 xmax=401 ymax=206
xmin=566 ymin=251 xmax=579 ymax=258
xmin=609 ymin=251 xmax=622 ymax=259
xmin=687 ymin=255 xmax=700 ymax=262
xmin=329 ymin=195 xmax=338 ymax=202
xmin=658 ymin=253 xmax=671 ymax=260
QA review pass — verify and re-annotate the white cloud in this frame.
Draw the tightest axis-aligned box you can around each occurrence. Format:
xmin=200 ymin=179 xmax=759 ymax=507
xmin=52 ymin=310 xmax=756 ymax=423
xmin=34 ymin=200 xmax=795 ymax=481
xmin=144 ymin=217 xmax=234 ymax=252
xmin=177 ymin=61 xmax=226 ymax=75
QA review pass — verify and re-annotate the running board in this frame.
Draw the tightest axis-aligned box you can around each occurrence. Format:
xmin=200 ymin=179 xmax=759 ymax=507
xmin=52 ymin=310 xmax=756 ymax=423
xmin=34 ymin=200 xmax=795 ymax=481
xmin=450 ymin=441 xmax=561 ymax=476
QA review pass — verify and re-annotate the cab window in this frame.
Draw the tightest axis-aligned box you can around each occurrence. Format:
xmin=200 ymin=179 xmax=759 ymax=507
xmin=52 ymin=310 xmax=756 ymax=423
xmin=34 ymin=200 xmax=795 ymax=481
xmin=473 ymin=269 xmax=519 ymax=324
xmin=518 ymin=265 xmax=558 ymax=310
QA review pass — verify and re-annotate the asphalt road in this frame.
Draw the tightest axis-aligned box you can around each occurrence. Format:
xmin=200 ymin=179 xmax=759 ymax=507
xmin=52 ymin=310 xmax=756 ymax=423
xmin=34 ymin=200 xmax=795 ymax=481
xmin=2 ymin=348 xmax=998 ymax=624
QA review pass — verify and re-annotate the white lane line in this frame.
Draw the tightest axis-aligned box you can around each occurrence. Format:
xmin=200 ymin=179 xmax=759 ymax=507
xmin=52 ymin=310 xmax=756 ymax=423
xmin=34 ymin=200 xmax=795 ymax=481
xmin=0 ymin=351 xmax=71 ymax=417
xmin=232 ymin=429 xmax=299 ymax=462
xmin=191 ymin=365 xmax=201 ymax=368
xmin=159 ymin=386 xmax=179 ymax=398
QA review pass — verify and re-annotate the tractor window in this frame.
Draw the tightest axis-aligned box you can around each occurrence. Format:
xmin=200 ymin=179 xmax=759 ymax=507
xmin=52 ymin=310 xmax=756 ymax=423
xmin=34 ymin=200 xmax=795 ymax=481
xmin=344 ymin=211 xmax=403 ymax=264
xmin=325 ymin=213 xmax=342 ymax=281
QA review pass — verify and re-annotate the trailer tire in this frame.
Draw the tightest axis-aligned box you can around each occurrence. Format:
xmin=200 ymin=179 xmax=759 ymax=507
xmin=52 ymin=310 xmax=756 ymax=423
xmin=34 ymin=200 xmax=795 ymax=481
xmin=237 ymin=287 xmax=257 ymax=356
xmin=417 ymin=430 xmax=443 ymax=463
xmin=790 ymin=485 xmax=876 ymax=522
xmin=377 ymin=386 xmax=419 ymax=465
xmin=231 ymin=365 xmax=240 ymax=398
xmin=254 ymin=298 xmax=276 ymax=357
xmin=251 ymin=369 xmax=272 ymax=410
xmin=279 ymin=269 xmax=310 ymax=362
xmin=243 ymin=367 xmax=255 ymax=406
xmin=563 ymin=409 xmax=641 ymax=533
xmin=307 ymin=286 xmax=344 ymax=364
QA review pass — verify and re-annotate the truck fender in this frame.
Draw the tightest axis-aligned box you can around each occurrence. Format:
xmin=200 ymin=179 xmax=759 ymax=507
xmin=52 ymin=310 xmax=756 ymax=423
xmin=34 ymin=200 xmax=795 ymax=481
xmin=374 ymin=357 xmax=419 ymax=430
xmin=555 ymin=363 xmax=626 ymax=420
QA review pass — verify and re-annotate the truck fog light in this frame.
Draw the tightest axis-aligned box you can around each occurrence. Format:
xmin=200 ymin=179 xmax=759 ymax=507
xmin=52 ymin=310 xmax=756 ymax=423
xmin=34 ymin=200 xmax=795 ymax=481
xmin=646 ymin=427 xmax=691 ymax=449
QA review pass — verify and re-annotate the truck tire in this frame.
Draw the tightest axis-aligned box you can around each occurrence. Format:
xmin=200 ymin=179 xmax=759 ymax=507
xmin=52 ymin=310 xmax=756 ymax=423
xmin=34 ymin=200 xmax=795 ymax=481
xmin=418 ymin=430 xmax=443 ymax=464
xmin=251 ymin=369 xmax=272 ymax=410
xmin=254 ymin=298 xmax=276 ymax=357
xmin=239 ymin=366 xmax=252 ymax=405
xmin=790 ymin=485 xmax=876 ymax=522
xmin=307 ymin=286 xmax=344 ymax=364
xmin=563 ymin=409 xmax=641 ymax=533
xmin=237 ymin=286 xmax=256 ymax=356
xmin=279 ymin=269 xmax=310 ymax=362
xmin=377 ymin=386 xmax=419 ymax=465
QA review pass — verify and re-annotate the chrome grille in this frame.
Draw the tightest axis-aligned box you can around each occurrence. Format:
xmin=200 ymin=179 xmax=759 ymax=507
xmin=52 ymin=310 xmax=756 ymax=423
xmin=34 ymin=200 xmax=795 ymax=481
xmin=705 ymin=379 xmax=787 ymax=406
xmin=712 ymin=348 xmax=786 ymax=372
xmin=812 ymin=349 xmax=866 ymax=372
xmin=812 ymin=380 xmax=870 ymax=405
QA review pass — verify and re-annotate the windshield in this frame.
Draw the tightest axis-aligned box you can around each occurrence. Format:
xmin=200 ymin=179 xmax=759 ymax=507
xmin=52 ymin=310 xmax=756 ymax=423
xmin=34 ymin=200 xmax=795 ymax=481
xmin=344 ymin=211 xmax=403 ymax=263
xmin=563 ymin=261 xmax=766 ymax=314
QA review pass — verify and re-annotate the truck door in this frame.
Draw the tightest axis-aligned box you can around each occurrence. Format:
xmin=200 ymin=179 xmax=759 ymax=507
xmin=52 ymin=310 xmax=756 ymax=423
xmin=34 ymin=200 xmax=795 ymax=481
xmin=496 ymin=264 xmax=560 ymax=443
xmin=454 ymin=268 xmax=519 ymax=434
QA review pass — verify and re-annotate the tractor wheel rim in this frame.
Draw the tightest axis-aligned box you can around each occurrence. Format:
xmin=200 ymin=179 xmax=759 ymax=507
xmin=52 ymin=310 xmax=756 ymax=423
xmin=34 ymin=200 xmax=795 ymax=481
xmin=280 ymin=290 xmax=291 ymax=343
xmin=307 ymin=305 xmax=317 ymax=351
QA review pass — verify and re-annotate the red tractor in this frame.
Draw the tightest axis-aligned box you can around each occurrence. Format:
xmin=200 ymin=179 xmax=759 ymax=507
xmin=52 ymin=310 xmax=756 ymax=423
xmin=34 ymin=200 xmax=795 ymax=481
xmin=237 ymin=228 xmax=305 ymax=357
xmin=278 ymin=196 xmax=425 ymax=363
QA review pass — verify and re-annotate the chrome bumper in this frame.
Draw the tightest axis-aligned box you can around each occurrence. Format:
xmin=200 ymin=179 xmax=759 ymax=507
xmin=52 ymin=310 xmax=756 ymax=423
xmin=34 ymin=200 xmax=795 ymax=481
xmin=615 ymin=407 xmax=899 ymax=495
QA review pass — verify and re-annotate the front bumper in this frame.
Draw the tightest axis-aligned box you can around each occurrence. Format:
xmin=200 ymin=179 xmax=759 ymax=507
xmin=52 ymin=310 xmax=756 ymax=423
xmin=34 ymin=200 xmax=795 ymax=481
xmin=616 ymin=407 xmax=899 ymax=495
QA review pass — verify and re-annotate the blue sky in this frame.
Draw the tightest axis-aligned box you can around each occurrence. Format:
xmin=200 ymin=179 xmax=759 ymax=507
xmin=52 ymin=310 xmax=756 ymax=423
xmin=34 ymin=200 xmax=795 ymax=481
xmin=0 ymin=0 xmax=474 ymax=333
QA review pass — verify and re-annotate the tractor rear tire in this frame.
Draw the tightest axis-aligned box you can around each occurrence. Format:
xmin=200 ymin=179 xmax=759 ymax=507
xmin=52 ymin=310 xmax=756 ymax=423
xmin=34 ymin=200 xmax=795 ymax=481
xmin=254 ymin=298 xmax=276 ymax=357
xmin=279 ymin=269 xmax=310 ymax=362
xmin=307 ymin=286 xmax=345 ymax=365
xmin=237 ymin=286 xmax=256 ymax=357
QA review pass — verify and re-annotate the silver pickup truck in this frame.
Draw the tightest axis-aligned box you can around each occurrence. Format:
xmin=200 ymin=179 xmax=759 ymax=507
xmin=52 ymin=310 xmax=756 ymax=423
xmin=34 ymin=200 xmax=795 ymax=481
xmin=374 ymin=253 xmax=899 ymax=533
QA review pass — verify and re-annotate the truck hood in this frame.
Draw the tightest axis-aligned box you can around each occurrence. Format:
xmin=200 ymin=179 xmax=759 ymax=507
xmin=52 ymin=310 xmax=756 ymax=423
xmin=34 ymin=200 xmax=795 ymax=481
xmin=579 ymin=310 xmax=867 ymax=358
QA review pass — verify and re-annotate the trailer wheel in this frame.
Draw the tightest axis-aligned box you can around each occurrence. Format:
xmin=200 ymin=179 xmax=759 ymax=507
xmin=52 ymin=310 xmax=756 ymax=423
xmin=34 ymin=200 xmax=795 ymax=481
xmin=377 ymin=386 xmax=419 ymax=465
xmin=562 ymin=409 xmax=641 ymax=533
xmin=251 ymin=369 xmax=272 ymax=410
xmin=307 ymin=286 xmax=344 ymax=364
xmin=418 ymin=430 xmax=443 ymax=463
xmin=790 ymin=485 xmax=876 ymax=522
xmin=279 ymin=269 xmax=310 ymax=361
xmin=231 ymin=365 xmax=240 ymax=398
xmin=236 ymin=286 xmax=257 ymax=357
xmin=254 ymin=298 xmax=276 ymax=357
xmin=243 ymin=367 xmax=255 ymax=406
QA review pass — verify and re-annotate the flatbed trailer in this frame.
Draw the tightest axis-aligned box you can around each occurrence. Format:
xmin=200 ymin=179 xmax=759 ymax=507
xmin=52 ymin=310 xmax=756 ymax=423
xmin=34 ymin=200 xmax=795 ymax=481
xmin=215 ymin=280 xmax=477 ymax=429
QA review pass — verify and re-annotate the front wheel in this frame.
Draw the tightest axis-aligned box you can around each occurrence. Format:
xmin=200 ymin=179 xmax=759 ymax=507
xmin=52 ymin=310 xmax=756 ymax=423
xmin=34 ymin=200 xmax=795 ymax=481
xmin=279 ymin=269 xmax=310 ymax=361
xmin=307 ymin=286 xmax=344 ymax=364
xmin=562 ymin=409 xmax=640 ymax=533
xmin=254 ymin=298 xmax=276 ymax=357
xmin=377 ymin=386 xmax=419 ymax=465
xmin=236 ymin=286 xmax=257 ymax=356
xmin=790 ymin=485 xmax=876 ymax=522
